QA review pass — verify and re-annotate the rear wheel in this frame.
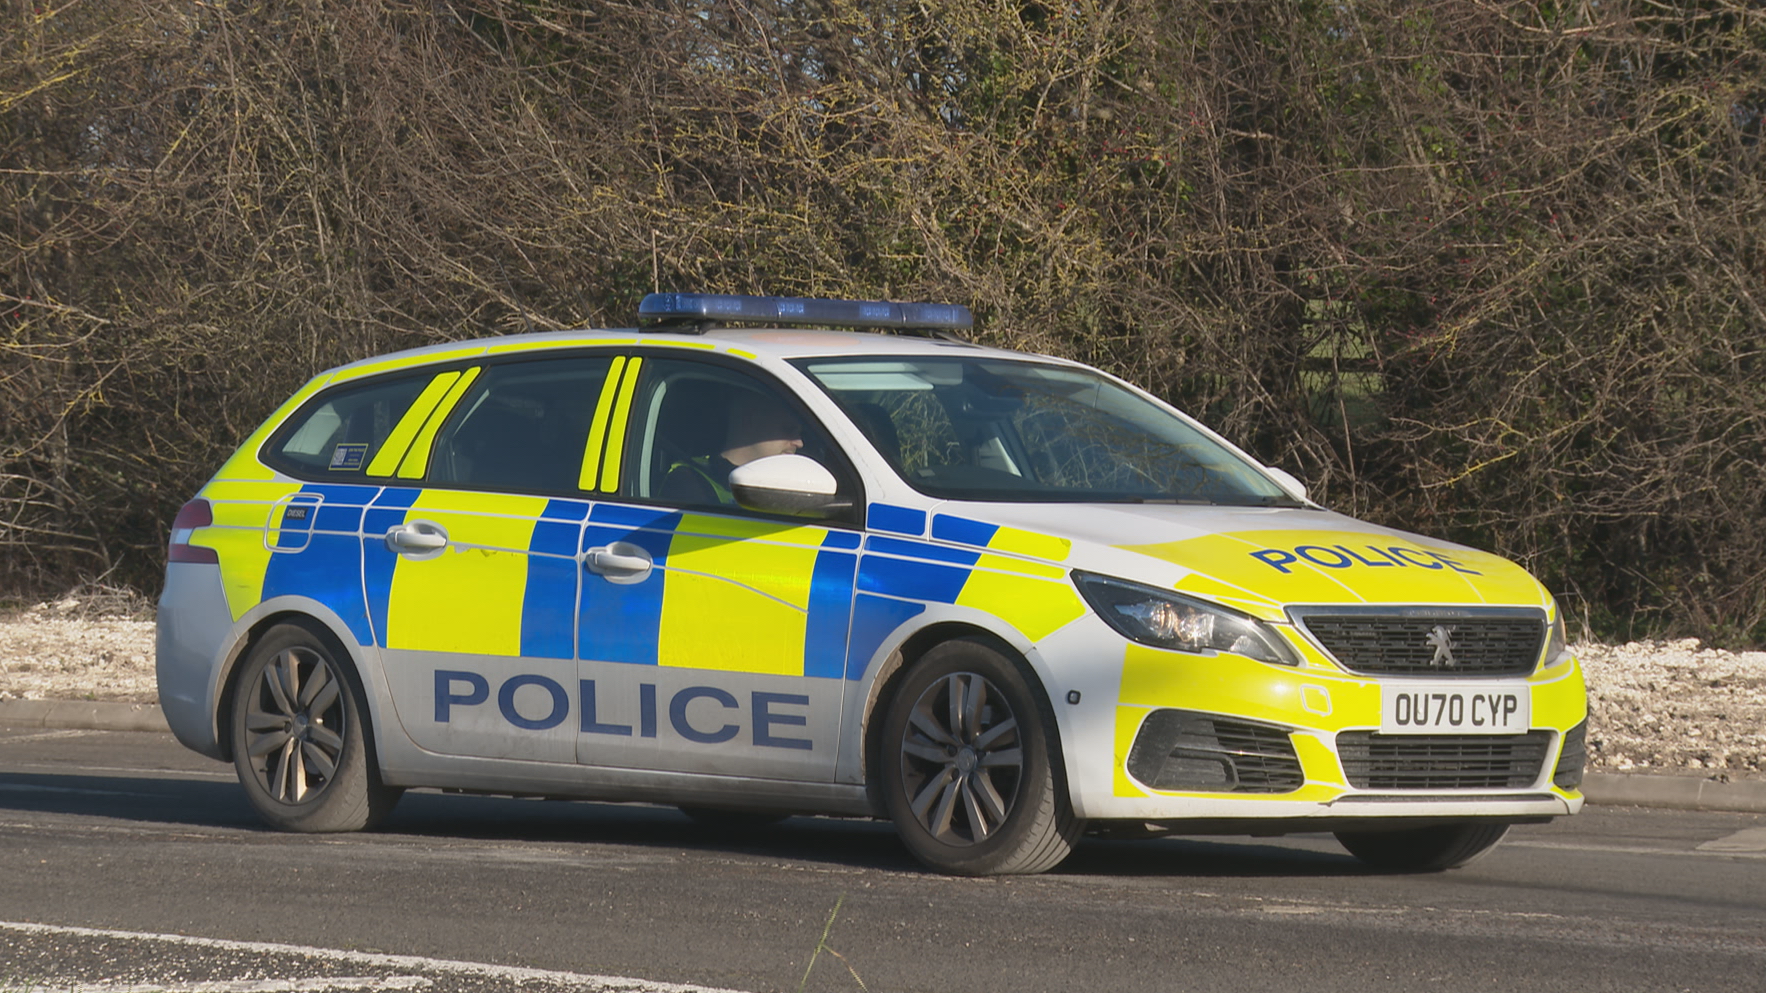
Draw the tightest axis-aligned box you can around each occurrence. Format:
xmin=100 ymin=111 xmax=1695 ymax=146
xmin=1335 ymin=822 xmax=1510 ymax=871
xmin=229 ymin=622 xmax=401 ymax=832
xmin=879 ymin=638 xmax=1081 ymax=875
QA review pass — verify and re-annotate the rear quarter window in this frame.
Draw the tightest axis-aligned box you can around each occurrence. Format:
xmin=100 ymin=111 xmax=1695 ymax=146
xmin=263 ymin=375 xmax=433 ymax=479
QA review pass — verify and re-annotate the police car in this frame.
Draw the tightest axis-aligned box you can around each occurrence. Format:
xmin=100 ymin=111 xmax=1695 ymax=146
xmin=156 ymin=293 xmax=1587 ymax=875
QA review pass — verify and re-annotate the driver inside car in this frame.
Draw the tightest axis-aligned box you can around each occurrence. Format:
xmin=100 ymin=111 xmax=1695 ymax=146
xmin=662 ymin=393 xmax=806 ymax=506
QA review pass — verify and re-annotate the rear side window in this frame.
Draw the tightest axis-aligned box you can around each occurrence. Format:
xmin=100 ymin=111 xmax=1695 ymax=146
xmin=265 ymin=375 xmax=433 ymax=478
xmin=427 ymin=356 xmax=618 ymax=494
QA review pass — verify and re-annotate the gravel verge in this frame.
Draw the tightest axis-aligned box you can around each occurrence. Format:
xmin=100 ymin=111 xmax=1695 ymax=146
xmin=3 ymin=596 xmax=1762 ymax=780
xmin=0 ymin=598 xmax=158 ymax=704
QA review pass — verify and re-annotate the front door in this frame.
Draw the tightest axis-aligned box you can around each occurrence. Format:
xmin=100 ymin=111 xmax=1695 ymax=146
xmin=571 ymin=354 xmax=863 ymax=782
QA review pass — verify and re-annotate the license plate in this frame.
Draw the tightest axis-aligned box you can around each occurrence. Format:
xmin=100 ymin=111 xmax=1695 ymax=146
xmin=1380 ymin=684 xmax=1531 ymax=735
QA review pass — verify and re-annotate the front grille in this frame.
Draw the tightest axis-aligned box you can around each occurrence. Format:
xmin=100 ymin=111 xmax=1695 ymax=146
xmin=1127 ymin=710 xmax=1304 ymax=793
xmin=1296 ymin=613 xmax=1544 ymax=676
xmin=1337 ymin=731 xmax=1552 ymax=789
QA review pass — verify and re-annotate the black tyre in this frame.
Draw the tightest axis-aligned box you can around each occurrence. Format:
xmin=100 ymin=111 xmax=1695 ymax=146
xmin=229 ymin=622 xmax=402 ymax=832
xmin=879 ymin=638 xmax=1082 ymax=875
xmin=1335 ymin=822 xmax=1510 ymax=872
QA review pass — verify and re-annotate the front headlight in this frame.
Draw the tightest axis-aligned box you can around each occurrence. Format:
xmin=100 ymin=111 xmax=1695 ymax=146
xmin=1545 ymin=601 xmax=1570 ymax=666
xmin=1073 ymin=572 xmax=1301 ymax=666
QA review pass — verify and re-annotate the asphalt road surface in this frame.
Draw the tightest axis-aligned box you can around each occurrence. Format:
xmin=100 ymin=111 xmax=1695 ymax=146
xmin=3 ymin=725 xmax=1765 ymax=993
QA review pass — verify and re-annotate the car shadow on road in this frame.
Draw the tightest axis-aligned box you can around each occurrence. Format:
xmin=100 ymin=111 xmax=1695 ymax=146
xmin=382 ymin=788 xmax=925 ymax=872
xmin=0 ymin=769 xmax=1374 ymax=878
xmin=377 ymin=792 xmax=1377 ymax=878
xmin=0 ymin=770 xmax=261 ymax=828
xmin=0 ymin=768 xmax=922 ymax=870
xmin=1062 ymin=835 xmax=1366 ymax=877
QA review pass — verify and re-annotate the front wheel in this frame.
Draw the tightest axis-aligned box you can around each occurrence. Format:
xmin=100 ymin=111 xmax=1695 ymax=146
xmin=1335 ymin=822 xmax=1510 ymax=872
xmin=229 ymin=622 xmax=402 ymax=832
xmin=879 ymin=638 xmax=1081 ymax=875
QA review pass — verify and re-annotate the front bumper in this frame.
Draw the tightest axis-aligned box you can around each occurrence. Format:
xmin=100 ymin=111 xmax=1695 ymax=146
xmin=1088 ymin=642 xmax=1588 ymax=822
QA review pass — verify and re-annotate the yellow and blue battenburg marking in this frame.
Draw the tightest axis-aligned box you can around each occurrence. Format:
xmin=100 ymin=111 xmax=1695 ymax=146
xmin=574 ymin=503 xmax=677 ymax=665
xmin=362 ymin=486 xmax=424 ymax=644
xmin=261 ymin=483 xmax=382 ymax=646
xmin=577 ymin=505 xmax=861 ymax=678
xmin=212 ymin=484 xmax=1088 ymax=686
xmin=866 ymin=503 xmax=926 ymax=536
xmin=842 ymin=510 xmax=1085 ymax=674
xmin=249 ymin=487 xmax=861 ymax=677
xmin=523 ymin=498 xmax=593 ymax=659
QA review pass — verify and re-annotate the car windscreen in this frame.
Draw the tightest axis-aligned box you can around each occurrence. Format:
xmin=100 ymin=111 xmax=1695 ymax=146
xmin=791 ymin=356 xmax=1300 ymax=505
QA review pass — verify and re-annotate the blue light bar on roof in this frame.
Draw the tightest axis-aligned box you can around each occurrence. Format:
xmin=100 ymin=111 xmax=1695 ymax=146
xmin=639 ymin=293 xmax=973 ymax=332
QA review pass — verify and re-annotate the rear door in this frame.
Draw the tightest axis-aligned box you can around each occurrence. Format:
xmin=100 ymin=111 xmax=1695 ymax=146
xmin=374 ymin=354 xmax=620 ymax=764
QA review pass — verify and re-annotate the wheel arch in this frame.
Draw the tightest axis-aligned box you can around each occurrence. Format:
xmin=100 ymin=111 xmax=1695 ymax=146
xmin=212 ymin=599 xmax=382 ymax=765
xmin=858 ymin=620 xmax=1071 ymax=817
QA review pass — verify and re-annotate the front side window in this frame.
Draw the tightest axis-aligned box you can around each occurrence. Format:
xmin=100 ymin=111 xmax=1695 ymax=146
xmin=627 ymin=357 xmax=855 ymax=514
xmin=793 ymin=357 xmax=1296 ymax=506
xmin=427 ymin=356 xmax=616 ymax=493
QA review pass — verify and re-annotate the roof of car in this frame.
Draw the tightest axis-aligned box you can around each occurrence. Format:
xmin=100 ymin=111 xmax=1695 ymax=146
xmin=323 ymin=325 xmax=1082 ymax=384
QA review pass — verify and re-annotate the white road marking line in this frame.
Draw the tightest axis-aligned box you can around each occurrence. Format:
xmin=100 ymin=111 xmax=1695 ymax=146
xmin=1248 ymin=898 xmax=1572 ymax=924
xmin=0 ymin=820 xmax=244 ymax=843
xmin=0 ymin=921 xmax=752 ymax=993
xmin=0 ymin=783 xmax=160 ymax=798
xmin=0 ymin=762 xmax=239 ymax=780
xmin=26 ymin=977 xmax=431 ymax=992
xmin=0 ymin=820 xmax=675 ymax=867
xmin=0 ymin=730 xmax=97 ymax=744
xmin=1506 ymin=839 xmax=1766 ymax=860
xmin=1697 ymin=827 xmax=1766 ymax=853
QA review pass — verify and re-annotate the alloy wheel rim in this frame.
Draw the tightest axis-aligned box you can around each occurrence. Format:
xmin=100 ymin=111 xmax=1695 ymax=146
xmin=244 ymin=647 xmax=345 ymax=804
xmin=898 ymin=671 xmax=1024 ymax=846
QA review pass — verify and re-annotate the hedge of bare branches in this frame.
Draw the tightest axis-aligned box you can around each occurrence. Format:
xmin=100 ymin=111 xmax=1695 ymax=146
xmin=3 ymin=1 xmax=1763 ymax=642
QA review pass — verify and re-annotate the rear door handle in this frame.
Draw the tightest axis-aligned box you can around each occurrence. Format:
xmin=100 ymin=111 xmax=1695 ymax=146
xmin=582 ymin=541 xmax=653 ymax=584
xmin=385 ymin=520 xmax=449 ymax=558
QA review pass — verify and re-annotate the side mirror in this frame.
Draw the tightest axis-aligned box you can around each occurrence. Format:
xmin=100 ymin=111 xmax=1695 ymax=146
xmin=729 ymin=454 xmax=844 ymax=516
xmin=1262 ymin=465 xmax=1309 ymax=504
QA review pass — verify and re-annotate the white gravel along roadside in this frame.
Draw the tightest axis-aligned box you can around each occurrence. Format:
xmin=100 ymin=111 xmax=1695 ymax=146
xmin=2 ymin=598 xmax=1763 ymax=780
xmin=0 ymin=600 xmax=158 ymax=704
xmin=1578 ymin=639 xmax=1766 ymax=778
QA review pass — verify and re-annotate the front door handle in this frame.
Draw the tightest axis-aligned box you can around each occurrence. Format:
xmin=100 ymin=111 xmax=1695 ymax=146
xmin=582 ymin=541 xmax=653 ymax=584
xmin=385 ymin=520 xmax=449 ymax=558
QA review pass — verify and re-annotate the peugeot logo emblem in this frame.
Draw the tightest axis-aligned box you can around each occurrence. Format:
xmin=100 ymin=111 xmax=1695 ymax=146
xmin=1426 ymin=624 xmax=1458 ymax=667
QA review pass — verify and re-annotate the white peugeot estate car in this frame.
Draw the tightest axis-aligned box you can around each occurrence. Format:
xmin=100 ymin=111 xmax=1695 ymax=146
xmin=157 ymin=293 xmax=1587 ymax=875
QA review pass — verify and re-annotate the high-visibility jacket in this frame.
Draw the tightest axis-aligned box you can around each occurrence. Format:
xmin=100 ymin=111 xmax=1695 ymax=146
xmin=663 ymin=455 xmax=736 ymax=506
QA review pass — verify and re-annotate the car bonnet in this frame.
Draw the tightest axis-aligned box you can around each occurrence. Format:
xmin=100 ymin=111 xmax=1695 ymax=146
xmin=933 ymin=502 xmax=1550 ymax=622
